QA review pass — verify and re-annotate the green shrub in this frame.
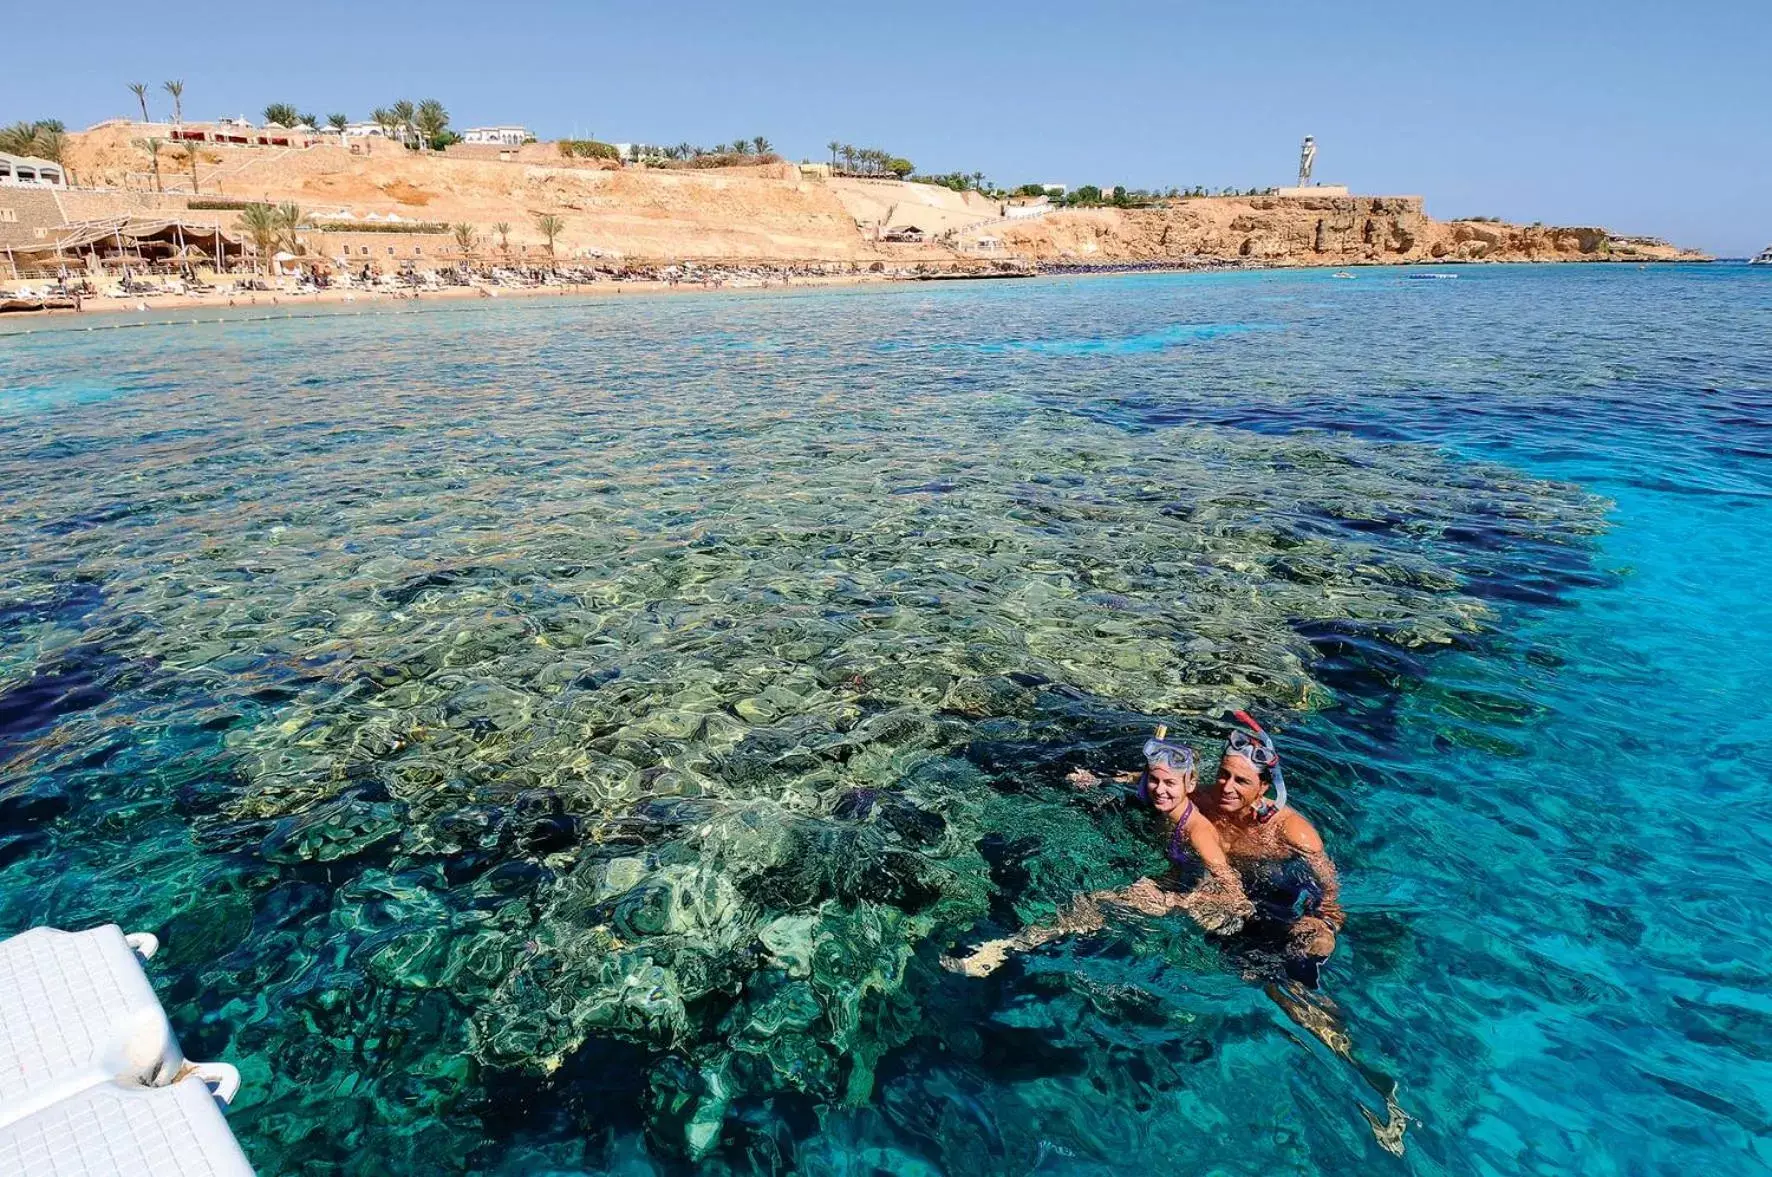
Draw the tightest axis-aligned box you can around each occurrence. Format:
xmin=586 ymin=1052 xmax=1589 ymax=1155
xmin=557 ymin=139 xmax=620 ymax=160
xmin=314 ymin=220 xmax=451 ymax=234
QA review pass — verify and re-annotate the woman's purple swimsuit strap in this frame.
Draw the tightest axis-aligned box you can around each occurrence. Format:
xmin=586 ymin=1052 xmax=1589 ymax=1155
xmin=1167 ymin=801 xmax=1196 ymax=864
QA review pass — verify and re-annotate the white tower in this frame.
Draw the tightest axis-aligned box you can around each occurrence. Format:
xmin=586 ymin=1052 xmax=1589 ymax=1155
xmin=1297 ymin=136 xmax=1317 ymax=188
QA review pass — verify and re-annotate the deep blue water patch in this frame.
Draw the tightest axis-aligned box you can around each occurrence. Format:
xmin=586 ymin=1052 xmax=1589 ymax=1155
xmin=981 ymin=321 xmax=1278 ymax=355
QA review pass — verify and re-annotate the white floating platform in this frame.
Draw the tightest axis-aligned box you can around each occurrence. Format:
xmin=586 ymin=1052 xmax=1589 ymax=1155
xmin=0 ymin=924 xmax=253 ymax=1176
xmin=0 ymin=1075 xmax=255 ymax=1177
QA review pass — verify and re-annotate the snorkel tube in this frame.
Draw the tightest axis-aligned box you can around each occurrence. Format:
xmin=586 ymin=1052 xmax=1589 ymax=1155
xmin=1229 ymin=710 xmax=1287 ymax=812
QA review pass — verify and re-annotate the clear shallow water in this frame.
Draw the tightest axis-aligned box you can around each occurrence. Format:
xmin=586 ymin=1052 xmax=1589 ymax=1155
xmin=1 ymin=265 xmax=1768 ymax=1175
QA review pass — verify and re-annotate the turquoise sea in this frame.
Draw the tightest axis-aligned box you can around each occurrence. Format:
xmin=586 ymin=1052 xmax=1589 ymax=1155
xmin=1 ymin=264 xmax=1768 ymax=1175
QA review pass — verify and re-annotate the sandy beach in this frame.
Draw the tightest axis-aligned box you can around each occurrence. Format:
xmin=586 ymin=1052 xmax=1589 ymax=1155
xmin=0 ymin=271 xmax=913 ymax=324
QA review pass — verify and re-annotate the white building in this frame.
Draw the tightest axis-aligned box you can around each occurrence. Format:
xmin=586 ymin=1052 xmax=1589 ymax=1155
xmin=0 ymin=152 xmax=67 ymax=188
xmin=462 ymin=125 xmax=530 ymax=146
xmin=341 ymin=122 xmax=386 ymax=138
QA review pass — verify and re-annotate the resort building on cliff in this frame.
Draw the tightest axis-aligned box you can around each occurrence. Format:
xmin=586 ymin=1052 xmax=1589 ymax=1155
xmin=170 ymin=120 xmax=323 ymax=148
xmin=0 ymin=152 xmax=66 ymax=188
xmin=462 ymin=125 xmax=531 ymax=146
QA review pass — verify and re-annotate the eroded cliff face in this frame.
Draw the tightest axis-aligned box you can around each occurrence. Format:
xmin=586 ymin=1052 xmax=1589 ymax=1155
xmin=997 ymin=195 xmax=1702 ymax=265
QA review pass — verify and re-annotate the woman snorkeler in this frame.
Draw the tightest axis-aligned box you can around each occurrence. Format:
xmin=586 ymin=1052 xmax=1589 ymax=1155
xmin=944 ymin=712 xmax=1343 ymax=987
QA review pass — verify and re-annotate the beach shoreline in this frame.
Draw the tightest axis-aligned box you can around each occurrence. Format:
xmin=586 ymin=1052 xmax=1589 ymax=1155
xmin=3 ymin=256 xmax=1722 ymax=330
xmin=0 ymin=271 xmax=914 ymax=322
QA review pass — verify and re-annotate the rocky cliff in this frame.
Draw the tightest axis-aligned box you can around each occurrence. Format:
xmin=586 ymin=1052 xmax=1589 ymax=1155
xmin=996 ymin=195 xmax=1703 ymax=265
xmin=56 ymin=126 xmax=1702 ymax=267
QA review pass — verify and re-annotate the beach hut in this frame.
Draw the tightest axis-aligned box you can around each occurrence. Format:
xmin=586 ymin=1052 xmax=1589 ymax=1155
xmin=6 ymin=215 xmax=244 ymax=277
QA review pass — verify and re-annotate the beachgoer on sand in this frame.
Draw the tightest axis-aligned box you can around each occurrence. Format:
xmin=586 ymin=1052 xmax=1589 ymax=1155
xmin=943 ymin=712 xmax=1343 ymax=987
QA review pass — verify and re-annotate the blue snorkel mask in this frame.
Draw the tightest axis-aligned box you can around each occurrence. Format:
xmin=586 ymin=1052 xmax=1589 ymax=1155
xmin=1142 ymin=735 xmax=1197 ymax=775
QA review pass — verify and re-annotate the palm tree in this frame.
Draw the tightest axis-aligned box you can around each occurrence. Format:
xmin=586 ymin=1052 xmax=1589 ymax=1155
xmin=327 ymin=113 xmax=348 ymax=133
xmin=0 ymin=121 xmax=65 ymax=163
xmin=840 ymin=144 xmax=855 ymax=173
xmin=133 ymin=137 xmax=164 ymax=192
xmin=534 ymin=213 xmax=564 ymax=268
xmin=129 ymin=82 xmax=150 ymax=122
xmin=390 ymin=100 xmax=416 ymax=149
xmin=415 ymin=99 xmax=448 ymax=151
xmin=493 ymin=222 xmax=511 ymax=257
xmin=276 ymin=202 xmax=303 ymax=253
xmin=163 ymin=80 xmax=184 ymax=124
xmin=452 ymin=222 xmax=477 ymax=255
xmin=262 ymin=103 xmax=299 ymax=128
xmin=174 ymin=141 xmax=201 ymax=193
xmin=238 ymin=203 xmax=281 ymax=273
xmin=752 ymin=136 xmax=771 ymax=156
xmin=827 ymin=140 xmax=840 ymax=167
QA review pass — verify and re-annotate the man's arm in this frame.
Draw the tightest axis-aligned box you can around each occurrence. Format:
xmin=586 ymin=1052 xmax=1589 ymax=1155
xmin=1280 ymin=810 xmax=1344 ymax=930
xmin=1183 ymin=809 xmax=1248 ymax=899
xmin=1173 ymin=810 xmax=1254 ymax=931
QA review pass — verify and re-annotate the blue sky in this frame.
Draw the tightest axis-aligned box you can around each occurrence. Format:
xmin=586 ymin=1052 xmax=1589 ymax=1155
xmin=5 ymin=0 xmax=1766 ymax=254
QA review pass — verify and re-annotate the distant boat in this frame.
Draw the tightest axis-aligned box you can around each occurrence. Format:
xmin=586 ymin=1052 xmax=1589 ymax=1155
xmin=1751 ymin=244 xmax=1772 ymax=265
xmin=1331 ymin=271 xmax=1354 ymax=279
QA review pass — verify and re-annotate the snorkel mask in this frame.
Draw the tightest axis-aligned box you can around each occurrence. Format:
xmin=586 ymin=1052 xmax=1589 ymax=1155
xmin=1143 ymin=740 xmax=1197 ymax=777
xmin=1143 ymin=724 xmax=1197 ymax=775
xmin=1227 ymin=710 xmax=1287 ymax=812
